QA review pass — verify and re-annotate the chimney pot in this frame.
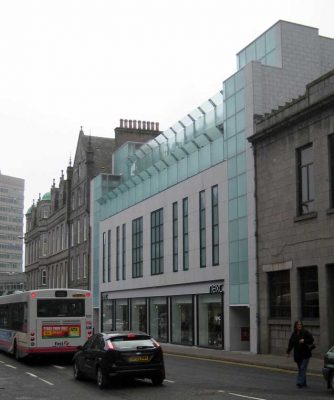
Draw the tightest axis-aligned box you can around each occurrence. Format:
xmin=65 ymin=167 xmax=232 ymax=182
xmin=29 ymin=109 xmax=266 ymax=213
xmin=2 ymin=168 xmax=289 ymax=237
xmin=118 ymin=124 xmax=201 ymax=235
xmin=125 ymin=119 xmax=128 ymax=128
xmin=143 ymin=121 xmax=146 ymax=130
xmin=129 ymin=119 xmax=132 ymax=129
xmin=150 ymin=122 xmax=154 ymax=130
xmin=138 ymin=120 xmax=142 ymax=129
xmin=120 ymin=119 xmax=123 ymax=128
xmin=155 ymin=122 xmax=159 ymax=131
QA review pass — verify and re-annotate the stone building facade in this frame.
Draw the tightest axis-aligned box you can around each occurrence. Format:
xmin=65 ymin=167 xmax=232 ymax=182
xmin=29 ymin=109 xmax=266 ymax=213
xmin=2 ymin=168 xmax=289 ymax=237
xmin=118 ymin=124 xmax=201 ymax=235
xmin=25 ymin=122 xmax=160 ymax=290
xmin=249 ymin=69 xmax=334 ymax=354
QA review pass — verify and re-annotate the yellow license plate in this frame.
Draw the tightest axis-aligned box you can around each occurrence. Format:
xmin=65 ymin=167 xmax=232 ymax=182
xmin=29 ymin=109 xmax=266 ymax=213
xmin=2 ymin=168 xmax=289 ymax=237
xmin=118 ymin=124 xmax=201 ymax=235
xmin=128 ymin=355 xmax=149 ymax=362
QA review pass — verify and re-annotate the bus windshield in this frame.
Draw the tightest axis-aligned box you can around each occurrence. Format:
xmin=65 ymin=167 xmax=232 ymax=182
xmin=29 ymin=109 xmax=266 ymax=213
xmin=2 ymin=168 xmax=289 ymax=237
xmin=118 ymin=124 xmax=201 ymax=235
xmin=37 ymin=299 xmax=85 ymax=317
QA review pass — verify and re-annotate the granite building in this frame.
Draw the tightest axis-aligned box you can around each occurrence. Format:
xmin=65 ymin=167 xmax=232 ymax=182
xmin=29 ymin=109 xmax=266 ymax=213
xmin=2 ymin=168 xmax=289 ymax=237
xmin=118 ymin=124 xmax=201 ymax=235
xmin=249 ymin=69 xmax=334 ymax=354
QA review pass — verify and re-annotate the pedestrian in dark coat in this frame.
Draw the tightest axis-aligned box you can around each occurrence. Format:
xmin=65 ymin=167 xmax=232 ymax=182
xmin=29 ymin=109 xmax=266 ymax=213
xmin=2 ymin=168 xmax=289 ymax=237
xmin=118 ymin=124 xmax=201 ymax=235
xmin=286 ymin=319 xmax=314 ymax=388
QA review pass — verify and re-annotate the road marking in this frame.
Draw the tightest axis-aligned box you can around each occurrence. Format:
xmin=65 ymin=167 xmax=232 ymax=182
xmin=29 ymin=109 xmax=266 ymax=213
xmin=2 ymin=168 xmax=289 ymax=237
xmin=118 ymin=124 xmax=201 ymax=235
xmin=52 ymin=365 xmax=65 ymax=369
xmin=25 ymin=372 xmax=54 ymax=386
xmin=164 ymin=379 xmax=175 ymax=383
xmin=26 ymin=372 xmax=37 ymax=378
xmin=38 ymin=378 xmax=54 ymax=386
xmin=5 ymin=364 xmax=16 ymax=369
xmin=228 ymin=393 xmax=266 ymax=400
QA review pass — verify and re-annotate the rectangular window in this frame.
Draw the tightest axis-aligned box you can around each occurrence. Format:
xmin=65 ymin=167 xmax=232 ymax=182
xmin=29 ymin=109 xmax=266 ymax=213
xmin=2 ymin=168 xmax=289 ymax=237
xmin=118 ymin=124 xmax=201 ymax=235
xmin=199 ymin=190 xmax=206 ymax=268
xmin=41 ymin=269 xmax=47 ymax=286
xmin=172 ymin=202 xmax=178 ymax=272
xmin=71 ymin=223 xmax=74 ymax=247
xmin=83 ymin=252 xmax=87 ymax=279
xmin=77 ymin=255 xmax=80 ymax=280
xmin=116 ymin=226 xmax=120 ymax=281
xmin=122 ymin=224 xmax=126 ymax=280
xmin=77 ymin=219 xmax=80 ymax=244
xmin=211 ymin=185 xmax=219 ymax=265
xmin=297 ymin=144 xmax=314 ymax=215
xmin=182 ymin=198 xmax=189 ymax=271
xmin=83 ymin=215 xmax=87 ymax=241
xmin=71 ymin=257 xmax=74 ymax=281
xmin=151 ymin=208 xmax=164 ymax=275
xmin=300 ymin=266 xmax=319 ymax=319
xmin=329 ymin=134 xmax=334 ymax=208
xmin=268 ymin=270 xmax=291 ymax=318
xmin=102 ymin=232 xmax=106 ymax=283
xmin=132 ymin=217 xmax=143 ymax=278
xmin=107 ymin=230 xmax=111 ymax=282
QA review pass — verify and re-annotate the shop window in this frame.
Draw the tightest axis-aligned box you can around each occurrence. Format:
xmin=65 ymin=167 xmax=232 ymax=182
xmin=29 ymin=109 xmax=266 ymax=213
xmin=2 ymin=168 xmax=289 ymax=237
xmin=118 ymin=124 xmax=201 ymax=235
xmin=268 ymin=270 xmax=291 ymax=318
xmin=115 ymin=299 xmax=129 ymax=330
xmin=149 ymin=297 xmax=168 ymax=342
xmin=101 ymin=296 xmax=113 ymax=332
xmin=171 ymin=295 xmax=193 ymax=345
xmin=299 ymin=266 xmax=319 ymax=319
xmin=131 ymin=298 xmax=147 ymax=332
xmin=198 ymin=294 xmax=223 ymax=348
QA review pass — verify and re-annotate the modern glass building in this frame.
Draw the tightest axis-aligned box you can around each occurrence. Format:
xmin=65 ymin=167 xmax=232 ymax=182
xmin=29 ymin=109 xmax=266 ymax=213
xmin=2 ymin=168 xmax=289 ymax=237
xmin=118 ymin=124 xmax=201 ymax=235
xmin=91 ymin=21 xmax=334 ymax=352
xmin=0 ymin=172 xmax=24 ymax=274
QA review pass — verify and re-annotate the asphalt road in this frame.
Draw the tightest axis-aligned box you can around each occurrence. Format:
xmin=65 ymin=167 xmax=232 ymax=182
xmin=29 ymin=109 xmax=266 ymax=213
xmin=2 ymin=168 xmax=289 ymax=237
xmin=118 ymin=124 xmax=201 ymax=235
xmin=0 ymin=351 xmax=331 ymax=400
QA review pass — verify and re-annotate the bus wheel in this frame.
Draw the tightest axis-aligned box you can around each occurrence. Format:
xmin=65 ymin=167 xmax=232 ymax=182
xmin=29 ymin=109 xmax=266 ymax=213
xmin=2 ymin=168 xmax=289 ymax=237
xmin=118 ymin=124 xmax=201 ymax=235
xmin=13 ymin=341 xmax=20 ymax=361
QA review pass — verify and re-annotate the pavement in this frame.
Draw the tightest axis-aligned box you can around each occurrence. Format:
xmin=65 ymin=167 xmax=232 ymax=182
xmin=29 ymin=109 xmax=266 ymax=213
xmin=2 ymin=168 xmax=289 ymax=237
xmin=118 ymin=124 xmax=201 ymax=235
xmin=161 ymin=343 xmax=324 ymax=375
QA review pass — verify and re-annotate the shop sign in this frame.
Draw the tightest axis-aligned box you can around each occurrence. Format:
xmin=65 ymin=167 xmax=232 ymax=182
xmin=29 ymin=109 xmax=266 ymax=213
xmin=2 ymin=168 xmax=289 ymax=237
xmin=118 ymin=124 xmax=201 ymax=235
xmin=209 ymin=283 xmax=224 ymax=294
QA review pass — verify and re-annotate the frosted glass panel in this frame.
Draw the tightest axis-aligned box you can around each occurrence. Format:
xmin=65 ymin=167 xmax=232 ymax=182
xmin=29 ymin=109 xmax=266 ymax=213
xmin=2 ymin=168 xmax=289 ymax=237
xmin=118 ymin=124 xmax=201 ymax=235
xmin=229 ymin=284 xmax=240 ymax=304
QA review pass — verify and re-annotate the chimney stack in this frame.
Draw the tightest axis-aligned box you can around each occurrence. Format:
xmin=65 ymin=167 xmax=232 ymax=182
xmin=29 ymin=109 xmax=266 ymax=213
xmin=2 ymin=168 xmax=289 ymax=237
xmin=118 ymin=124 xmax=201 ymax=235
xmin=118 ymin=118 xmax=160 ymax=132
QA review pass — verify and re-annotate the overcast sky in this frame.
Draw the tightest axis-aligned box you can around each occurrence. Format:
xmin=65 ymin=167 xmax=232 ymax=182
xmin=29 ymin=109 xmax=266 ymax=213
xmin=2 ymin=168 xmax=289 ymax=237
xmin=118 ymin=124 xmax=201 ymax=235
xmin=0 ymin=0 xmax=333 ymax=214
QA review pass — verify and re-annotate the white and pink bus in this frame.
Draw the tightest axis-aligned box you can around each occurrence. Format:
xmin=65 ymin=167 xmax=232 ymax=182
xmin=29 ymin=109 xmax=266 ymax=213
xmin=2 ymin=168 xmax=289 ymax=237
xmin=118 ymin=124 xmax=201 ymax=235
xmin=0 ymin=289 xmax=93 ymax=359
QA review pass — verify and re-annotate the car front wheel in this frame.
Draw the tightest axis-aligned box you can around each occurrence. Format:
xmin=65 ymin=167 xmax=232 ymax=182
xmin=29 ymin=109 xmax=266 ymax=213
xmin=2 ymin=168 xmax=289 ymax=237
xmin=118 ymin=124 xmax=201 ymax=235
xmin=330 ymin=371 xmax=334 ymax=391
xmin=151 ymin=373 xmax=164 ymax=386
xmin=96 ymin=366 xmax=108 ymax=389
xmin=73 ymin=361 xmax=83 ymax=380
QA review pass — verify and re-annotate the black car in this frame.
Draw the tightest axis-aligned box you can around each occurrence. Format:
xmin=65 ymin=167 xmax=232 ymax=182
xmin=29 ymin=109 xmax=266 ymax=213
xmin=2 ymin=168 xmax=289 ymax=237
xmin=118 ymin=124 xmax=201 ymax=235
xmin=73 ymin=331 xmax=165 ymax=389
xmin=323 ymin=345 xmax=334 ymax=391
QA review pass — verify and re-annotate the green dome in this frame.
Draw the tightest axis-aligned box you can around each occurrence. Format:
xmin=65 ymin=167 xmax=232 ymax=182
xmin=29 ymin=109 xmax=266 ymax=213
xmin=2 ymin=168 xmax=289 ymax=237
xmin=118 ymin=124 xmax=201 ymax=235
xmin=26 ymin=206 xmax=33 ymax=214
xmin=41 ymin=192 xmax=51 ymax=201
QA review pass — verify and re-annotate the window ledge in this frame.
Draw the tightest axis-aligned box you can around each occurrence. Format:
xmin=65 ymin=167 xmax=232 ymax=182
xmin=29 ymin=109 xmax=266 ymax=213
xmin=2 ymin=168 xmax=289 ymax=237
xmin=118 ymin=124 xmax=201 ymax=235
xmin=294 ymin=211 xmax=317 ymax=222
xmin=326 ymin=208 xmax=334 ymax=215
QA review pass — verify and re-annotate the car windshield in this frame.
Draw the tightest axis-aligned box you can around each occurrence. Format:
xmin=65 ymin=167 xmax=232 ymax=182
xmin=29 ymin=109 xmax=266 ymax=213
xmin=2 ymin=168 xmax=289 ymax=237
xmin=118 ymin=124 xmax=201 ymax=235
xmin=108 ymin=336 xmax=155 ymax=350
